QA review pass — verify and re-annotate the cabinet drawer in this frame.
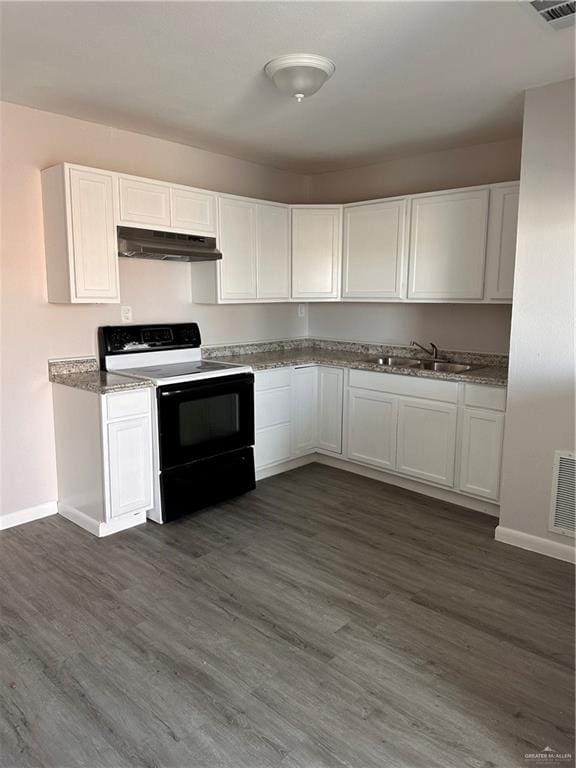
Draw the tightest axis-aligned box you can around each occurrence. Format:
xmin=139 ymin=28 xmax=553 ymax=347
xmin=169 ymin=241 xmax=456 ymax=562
xmin=105 ymin=389 xmax=150 ymax=421
xmin=255 ymin=387 xmax=291 ymax=429
xmin=349 ymin=369 xmax=458 ymax=403
xmin=464 ymin=384 xmax=506 ymax=411
xmin=255 ymin=424 xmax=292 ymax=469
xmin=255 ymin=368 xmax=292 ymax=391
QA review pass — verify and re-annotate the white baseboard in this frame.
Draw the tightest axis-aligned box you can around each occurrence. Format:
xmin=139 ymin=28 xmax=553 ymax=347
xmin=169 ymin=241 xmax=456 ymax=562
xmin=495 ymin=525 xmax=576 ymax=563
xmin=256 ymin=456 xmax=313 ymax=481
xmin=256 ymin=452 xmax=500 ymax=517
xmin=0 ymin=501 xmax=58 ymax=531
xmin=315 ymin=454 xmax=500 ymax=516
xmin=58 ymin=504 xmax=147 ymax=537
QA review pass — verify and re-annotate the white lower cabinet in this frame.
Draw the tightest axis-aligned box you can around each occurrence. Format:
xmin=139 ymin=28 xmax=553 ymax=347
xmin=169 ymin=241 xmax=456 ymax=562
xmin=396 ymin=398 xmax=457 ymax=486
xmin=292 ymin=366 xmax=319 ymax=456
xmin=254 ymin=369 xmax=292 ymax=470
xmin=347 ymin=389 xmax=397 ymax=470
xmin=254 ymin=366 xmax=505 ymax=506
xmin=254 ymin=365 xmax=344 ymax=471
xmin=52 ymin=386 xmax=153 ymax=536
xmin=317 ymin=367 xmax=344 ymax=453
xmin=458 ymin=407 xmax=504 ymax=500
xmin=107 ymin=415 xmax=153 ymax=518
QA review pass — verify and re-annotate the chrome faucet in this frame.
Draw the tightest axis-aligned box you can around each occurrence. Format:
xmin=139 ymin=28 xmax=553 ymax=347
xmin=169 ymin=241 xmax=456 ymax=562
xmin=410 ymin=340 xmax=439 ymax=359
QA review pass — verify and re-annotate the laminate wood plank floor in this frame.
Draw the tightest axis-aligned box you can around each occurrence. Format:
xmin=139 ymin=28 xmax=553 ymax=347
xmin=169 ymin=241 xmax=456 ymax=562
xmin=0 ymin=464 xmax=573 ymax=768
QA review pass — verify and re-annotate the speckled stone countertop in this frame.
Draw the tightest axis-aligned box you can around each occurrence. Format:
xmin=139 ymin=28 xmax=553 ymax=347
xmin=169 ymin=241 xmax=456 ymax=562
xmin=204 ymin=339 xmax=508 ymax=387
xmin=49 ymin=358 xmax=152 ymax=394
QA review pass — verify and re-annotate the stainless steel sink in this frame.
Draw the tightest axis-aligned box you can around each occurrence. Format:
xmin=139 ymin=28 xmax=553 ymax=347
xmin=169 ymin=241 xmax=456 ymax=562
xmin=418 ymin=361 xmax=472 ymax=373
xmin=373 ymin=356 xmax=421 ymax=367
xmin=369 ymin=357 xmax=472 ymax=373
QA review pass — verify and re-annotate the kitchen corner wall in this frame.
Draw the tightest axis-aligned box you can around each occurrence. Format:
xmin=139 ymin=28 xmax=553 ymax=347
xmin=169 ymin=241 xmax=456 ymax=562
xmin=498 ymin=79 xmax=575 ymax=561
xmin=1 ymin=100 xmax=518 ymax=519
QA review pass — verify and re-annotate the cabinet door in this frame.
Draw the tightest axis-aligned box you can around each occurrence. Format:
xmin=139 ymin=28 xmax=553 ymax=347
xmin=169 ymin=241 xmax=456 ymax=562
xmin=484 ymin=184 xmax=519 ymax=301
xmin=291 ymin=207 xmax=341 ymax=299
xmin=69 ymin=167 xmax=120 ymax=302
xmin=408 ymin=189 xmax=489 ymax=300
xmin=171 ymin=187 xmax=216 ymax=235
xmin=218 ymin=196 xmax=258 ymax=301
xmin=291 ymin=366 xmax=318 ymax=455
xmin=343 ymin=199 xmax=407 ymax=299
xmin=107 ymin=415 xmax=153 ymax=518
xmin=346 ymin=388 xmax=397 ymax=470
xmin=118 ymin=176 xmax=171 ymax=227
xmin=459 ymin=408 xmax=504 ymax=500
xmin=397 ymin=398 xmax=457 ymax=486
xmin=257 ymin=203 xmax=290 ymax=300
xmin=318 ymin=367 xmax=344 ymax=453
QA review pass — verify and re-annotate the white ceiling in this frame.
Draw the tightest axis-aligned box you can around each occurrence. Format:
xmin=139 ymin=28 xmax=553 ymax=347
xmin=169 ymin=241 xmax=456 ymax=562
xmin=0 ymin=1 xmax=573 ymax=173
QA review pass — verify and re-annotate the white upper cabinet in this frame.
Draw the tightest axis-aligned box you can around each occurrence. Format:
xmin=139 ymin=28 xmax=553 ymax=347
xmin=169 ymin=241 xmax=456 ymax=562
xmin=291 ymin=206 xmax=342 ymax=300
xmin=342 ymin=198 xmax=407 ymax=299
xmin=256 ymin=203 xmax=290 ymax=300
xmin=218 ymin=196 xmax=258 ymax=301
xmin=42 ymin=164 xmax=120 ymax=304
xmin=170 ymin=186 xmax=217 ymax=235
xmin=118 ymin=174 xmax=216 ymax=236
xmin=408 ymin=188 xmax=489 ymax=300
xmin=118 ymin=176 xmax=171 ymax=228
xmin=191 ymin=196 xmax=289 ymax=304
xmin=484 ymin=183 xmax=519 ymax=301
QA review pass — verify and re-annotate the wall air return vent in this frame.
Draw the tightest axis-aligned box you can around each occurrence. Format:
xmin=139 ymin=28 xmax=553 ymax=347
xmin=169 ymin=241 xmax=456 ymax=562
xmin=530 ymin=1 xmax=575 ymax=29
xmin=549 ymin=450 xmax=576 ymax=536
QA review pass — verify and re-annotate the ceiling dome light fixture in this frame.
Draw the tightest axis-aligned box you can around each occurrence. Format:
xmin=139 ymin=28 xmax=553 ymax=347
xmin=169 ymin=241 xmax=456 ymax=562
xmin=264 ymin=53 xmax=335 ymax=103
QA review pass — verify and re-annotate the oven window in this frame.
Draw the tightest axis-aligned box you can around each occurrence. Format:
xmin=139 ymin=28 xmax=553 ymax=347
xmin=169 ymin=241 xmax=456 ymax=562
xmin=178 ymin=393 xmax=240 ymax=447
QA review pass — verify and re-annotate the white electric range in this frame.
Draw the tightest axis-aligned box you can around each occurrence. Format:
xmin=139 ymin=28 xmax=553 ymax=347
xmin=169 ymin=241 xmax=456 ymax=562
xmin=99 ymin=323 xmax=255 ymax=523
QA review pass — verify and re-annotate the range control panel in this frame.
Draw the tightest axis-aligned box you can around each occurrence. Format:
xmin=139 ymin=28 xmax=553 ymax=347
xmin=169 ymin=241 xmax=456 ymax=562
xmin=98 ymin=323 xmax=201 ymax=357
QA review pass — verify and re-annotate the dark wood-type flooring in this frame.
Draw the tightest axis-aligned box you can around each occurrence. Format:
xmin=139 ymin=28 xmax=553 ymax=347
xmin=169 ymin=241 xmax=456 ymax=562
xmin=0 ymin=464 xmax=574 ymax=768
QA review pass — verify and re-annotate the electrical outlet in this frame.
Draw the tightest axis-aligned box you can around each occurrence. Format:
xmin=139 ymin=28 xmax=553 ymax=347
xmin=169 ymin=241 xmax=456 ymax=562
xmin=120 ymin=305 xmax=132 ymax=323
xmin=297 ymin=304 xmax=307 ymax=318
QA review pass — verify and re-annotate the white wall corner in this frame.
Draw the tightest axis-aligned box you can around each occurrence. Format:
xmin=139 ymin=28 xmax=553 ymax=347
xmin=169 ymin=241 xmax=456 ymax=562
xmin=0 ymin=501 xmax=58 ymax=531
xmin=495 ymin=525 xmax=575 ymax=564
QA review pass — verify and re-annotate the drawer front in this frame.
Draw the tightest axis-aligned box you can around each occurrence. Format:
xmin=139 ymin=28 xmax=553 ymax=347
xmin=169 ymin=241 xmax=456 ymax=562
xmin=106 ymin=389 xmax=150 ymax=421
xmin=255 ymin=367 xmax=292 ymax=391
xmin=255 ymin=424 xmax=292 ymax=469
xmin=464 ymin=384 xmax=506 ymax=411
xmin=255 ymin=387 xmax=291 ymax=429
xmin=349 ymin=369 xmax=458 ymax=403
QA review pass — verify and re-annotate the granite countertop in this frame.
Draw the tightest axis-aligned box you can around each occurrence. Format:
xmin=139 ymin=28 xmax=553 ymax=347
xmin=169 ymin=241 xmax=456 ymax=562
xmin=205 ymin=340 xmax=508 ymax=387
xmin=49 ymin=358 xmax=152 ymax=394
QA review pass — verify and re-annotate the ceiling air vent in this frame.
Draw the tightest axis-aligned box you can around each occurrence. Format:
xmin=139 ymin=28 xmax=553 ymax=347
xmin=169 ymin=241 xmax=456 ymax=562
xmin=549 ymin=450 xmax=576 ymax=536
xmin=530 ymin=1 xmax=575 ymax=29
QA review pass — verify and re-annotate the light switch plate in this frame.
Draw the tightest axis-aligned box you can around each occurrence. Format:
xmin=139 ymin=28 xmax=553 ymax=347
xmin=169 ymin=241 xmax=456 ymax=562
xmin=120 ymin=305 xmax=132 ymax=323
xmin=297 ymin=304 xmax=307 ymax=318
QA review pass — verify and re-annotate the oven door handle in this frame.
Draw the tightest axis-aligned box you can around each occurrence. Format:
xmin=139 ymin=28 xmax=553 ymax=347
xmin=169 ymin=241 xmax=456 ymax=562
xmin=160 ymin=389 xmax=193 ymax=397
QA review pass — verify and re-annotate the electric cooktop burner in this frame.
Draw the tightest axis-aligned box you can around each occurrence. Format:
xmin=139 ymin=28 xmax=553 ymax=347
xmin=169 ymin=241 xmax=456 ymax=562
xmin=120 ymin=360 xmax=240 ymax=379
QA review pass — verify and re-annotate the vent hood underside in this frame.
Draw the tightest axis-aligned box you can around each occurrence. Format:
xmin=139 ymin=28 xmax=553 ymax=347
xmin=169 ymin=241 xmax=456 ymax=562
xmin=117 ymin=226 xmax=222 ymax=262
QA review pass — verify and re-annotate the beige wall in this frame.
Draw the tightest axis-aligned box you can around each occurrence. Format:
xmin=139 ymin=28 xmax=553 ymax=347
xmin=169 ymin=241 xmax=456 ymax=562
xmin=0 ymin=102 xmax=309 ymax=518
xmin=0 ymin=101 xmax=518 ymax=519
xmin=309 ymin=303 xmax=511 ymax=353
xmin=499 ymin=80 xmax=575 ymax=558
xmin=307 ymin=137 xmax=522 ymax=203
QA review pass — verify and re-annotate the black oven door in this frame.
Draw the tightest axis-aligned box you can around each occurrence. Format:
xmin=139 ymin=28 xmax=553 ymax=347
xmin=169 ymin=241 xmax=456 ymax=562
xmin=157 ymin=373 xmax=254 ymax=469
